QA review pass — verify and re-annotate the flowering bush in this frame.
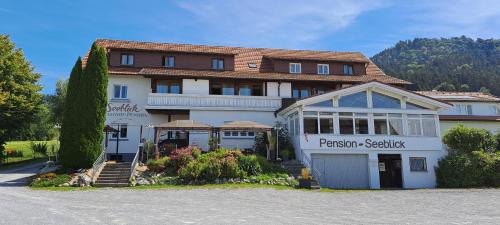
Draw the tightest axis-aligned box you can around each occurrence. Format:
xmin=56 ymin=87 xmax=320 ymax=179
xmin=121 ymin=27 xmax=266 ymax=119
xmin=168 ymin=146 xmax=201 ymax=170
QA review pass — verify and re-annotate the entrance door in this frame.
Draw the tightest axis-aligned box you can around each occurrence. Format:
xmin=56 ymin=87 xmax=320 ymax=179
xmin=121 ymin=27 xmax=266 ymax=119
xmin=378 ymin=154 xmax=403 ymax=188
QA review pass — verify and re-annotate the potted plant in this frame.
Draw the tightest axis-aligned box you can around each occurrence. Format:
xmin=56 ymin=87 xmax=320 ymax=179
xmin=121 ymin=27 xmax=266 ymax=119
xmin=298 ymin=168 xmax=313 ymax=189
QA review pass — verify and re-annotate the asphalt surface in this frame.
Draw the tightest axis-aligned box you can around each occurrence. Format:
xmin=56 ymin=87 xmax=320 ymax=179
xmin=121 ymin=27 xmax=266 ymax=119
xmin=0 ymin=164 xmax=499 ymax=224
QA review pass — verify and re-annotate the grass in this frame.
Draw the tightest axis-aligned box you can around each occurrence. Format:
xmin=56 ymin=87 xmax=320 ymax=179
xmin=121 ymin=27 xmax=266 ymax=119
xmin=2 ymin=140 xmax=58 ymax=165
xmin=129 ymin=183 xmax=298 ymax=190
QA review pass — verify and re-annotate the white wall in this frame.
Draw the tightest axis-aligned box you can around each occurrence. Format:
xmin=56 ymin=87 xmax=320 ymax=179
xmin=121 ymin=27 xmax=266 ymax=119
xmin=440 ymin=121 xmax=500 ymax=135
xmin=183 ymin=79 xmax=209 ymax=95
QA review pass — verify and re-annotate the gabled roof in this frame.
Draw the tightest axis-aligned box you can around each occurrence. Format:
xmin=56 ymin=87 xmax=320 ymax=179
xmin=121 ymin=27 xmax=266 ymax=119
xmin=278 ymin=81 xmax=452 ymax=115
xmin=417 ymin=91 xmax=500 ymax=103
xmin=90 ymin=39 xmax=410 ymax=85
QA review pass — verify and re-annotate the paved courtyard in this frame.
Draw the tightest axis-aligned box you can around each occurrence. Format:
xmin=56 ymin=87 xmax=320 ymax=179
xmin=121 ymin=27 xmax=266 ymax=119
xmin=0 ymin=186 xmax=498 ymax=225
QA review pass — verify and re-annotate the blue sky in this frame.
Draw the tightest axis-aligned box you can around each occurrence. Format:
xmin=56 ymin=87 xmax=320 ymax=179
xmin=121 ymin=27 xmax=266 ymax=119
xmin=1 ymin=0 xmax=500 ymax=94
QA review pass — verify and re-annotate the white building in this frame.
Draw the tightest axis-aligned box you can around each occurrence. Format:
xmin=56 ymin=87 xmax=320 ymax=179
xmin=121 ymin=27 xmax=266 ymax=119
xmin=418 ymin=91 xmax=500 ymax=135
xmin=278 ymin=82 xmax=451 ymax=189
xmin=85 ymin=39 xmax=463 ymax=189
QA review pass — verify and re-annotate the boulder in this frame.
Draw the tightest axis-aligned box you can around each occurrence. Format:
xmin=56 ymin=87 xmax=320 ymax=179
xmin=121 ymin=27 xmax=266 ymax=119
xmin=77 ymin=173 xmax=91 ymax=187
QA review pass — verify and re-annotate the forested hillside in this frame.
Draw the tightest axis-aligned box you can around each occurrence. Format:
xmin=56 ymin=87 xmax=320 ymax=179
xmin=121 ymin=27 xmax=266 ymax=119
xmin=371 ymin=36 xmax=500 ymax=96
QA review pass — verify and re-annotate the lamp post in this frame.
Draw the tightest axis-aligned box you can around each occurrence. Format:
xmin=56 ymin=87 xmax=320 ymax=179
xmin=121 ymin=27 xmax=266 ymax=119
xmin=274 ymin=125 xmax=282 ymax=161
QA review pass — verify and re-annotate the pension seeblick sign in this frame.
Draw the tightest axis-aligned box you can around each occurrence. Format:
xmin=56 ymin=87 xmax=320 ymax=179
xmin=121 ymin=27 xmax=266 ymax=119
xmin=301 ymin=135 xmax=442 ymax=151
xmin=320 ymin=138 xmax=406 ymax=149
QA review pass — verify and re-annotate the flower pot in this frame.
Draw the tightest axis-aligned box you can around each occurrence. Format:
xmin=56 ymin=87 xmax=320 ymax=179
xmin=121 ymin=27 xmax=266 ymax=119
xmin=299 ymin=178 xmax=312 ymax=189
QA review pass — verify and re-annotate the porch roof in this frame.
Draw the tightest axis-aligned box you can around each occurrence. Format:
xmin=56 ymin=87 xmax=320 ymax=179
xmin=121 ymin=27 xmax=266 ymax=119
xmin=217 ymin=121 xmax=272 ymax=131
xmin=155 ymin=120 xmax=212 ymax=131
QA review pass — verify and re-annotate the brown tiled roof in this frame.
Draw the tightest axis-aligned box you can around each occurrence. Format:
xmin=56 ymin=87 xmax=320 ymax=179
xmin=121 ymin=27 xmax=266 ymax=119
xmin=94 ymin=39 xmax=410 ymax=85
xmin=108 ymin=67 xmax=408 ymax=84
xmin=439 ymin=115 xmax=500 ymax=122
xmin=417 ymin=91 xmax=500 ymax=102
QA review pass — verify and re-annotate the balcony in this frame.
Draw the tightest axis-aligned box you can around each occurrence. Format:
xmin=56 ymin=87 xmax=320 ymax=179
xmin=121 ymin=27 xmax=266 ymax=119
xmin=147 ymin=93 xmax=282 ymax=111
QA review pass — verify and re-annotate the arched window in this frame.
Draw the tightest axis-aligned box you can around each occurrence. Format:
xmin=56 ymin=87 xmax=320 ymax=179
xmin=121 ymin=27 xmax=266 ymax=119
xmin=406 ymin=102 xmax=427 ymax=110
xmin=372 ymin=92 xmax=401 ymax=109
xmin=338 ymin=91 xmax=367 ymax=108
xmin=310 ymin=100 xmax=333 ymax=107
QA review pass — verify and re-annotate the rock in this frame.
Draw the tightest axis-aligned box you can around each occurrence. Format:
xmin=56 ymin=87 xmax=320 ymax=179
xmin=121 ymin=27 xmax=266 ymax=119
xmin=78 ymin=173 xmax=91 ymax=187
xmin=136 ymin=178 xmax=150 ymax=186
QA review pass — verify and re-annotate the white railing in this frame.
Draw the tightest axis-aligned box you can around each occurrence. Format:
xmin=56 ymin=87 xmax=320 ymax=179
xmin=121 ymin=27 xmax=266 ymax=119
xmin=129 ymin=147 xmax=140 ymax=181
xmin=148 ymin=93 xmax=282 ymax=109
xmin=91 ymin=147 xmax=107 ymax=183
xmin=301 ymin=149 xmax=321 ymax=183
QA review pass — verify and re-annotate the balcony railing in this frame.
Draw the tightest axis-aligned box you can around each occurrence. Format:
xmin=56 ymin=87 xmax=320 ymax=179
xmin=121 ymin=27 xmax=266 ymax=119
xmin=147 ymin=93 xmax=282 ymax=110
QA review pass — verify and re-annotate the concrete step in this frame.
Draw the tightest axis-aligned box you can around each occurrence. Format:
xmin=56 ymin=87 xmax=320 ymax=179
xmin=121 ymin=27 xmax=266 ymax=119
xmin=96 ymin=179 xmax=130 ymax=183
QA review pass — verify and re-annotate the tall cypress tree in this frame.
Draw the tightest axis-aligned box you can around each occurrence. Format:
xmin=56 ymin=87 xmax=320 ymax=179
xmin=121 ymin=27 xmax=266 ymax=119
xmin=80 ymin=43 xmax=108 ymax=167
xmin=59 ymin=58 xmax=83 ymax=167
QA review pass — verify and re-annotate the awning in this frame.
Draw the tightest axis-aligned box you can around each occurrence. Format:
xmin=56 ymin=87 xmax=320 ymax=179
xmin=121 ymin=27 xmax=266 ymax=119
xmin=217 ymin=121 xmax=272 ymax=131
xmin=155 ymin=120 xmax=212 ymax=131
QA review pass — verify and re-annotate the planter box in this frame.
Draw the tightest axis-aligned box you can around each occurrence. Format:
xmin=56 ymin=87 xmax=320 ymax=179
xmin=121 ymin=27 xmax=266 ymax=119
xmin=299 ymin=178 xmax=312 ymax=189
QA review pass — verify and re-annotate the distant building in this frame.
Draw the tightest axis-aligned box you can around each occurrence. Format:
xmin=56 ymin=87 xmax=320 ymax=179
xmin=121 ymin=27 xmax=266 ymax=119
xmin=417 ymin=91 xmax=500 ymax=134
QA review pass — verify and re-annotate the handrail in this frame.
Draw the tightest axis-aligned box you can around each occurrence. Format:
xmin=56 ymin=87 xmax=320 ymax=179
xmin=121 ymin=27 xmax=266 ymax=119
xmin=91 ymin=146 xmax=107 ymax=183
xmin=129 ymin=147 xmax=140 ymax=181
xmin=301 ymin=149 xmax=322 ymax=182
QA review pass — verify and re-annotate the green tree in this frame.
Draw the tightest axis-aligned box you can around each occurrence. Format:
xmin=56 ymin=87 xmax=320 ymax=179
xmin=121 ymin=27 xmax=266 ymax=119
xmin=79 ymin=43 xmax=108 ymax=167
xmin=443 ymin=125 xmax=497 ymax=154
xmin=0 ymin=35 xmax=42 ymax=159
xmin=59 ymin=58 xmax=83 ymax=167
xmin=47 ymin=78 xmax=68 ymax=125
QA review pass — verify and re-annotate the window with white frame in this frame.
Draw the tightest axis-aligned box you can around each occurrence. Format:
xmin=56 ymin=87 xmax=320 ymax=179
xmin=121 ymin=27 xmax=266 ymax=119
xmin=212 ymin=58 xmax=224 ymax=70
xmin=113 ymin=85 xmax=128 ymax=99
xmin=338 ymin=91 xmax=368 ymax=108
xmin=373 ymin=113 xmax=403 ymax=135
xmin=223 ymin=131 xmax=255 ymax=138
xmin=317 ymin=64 xmax=329 ymax=75
xmin=372 ymin=92 xmax=401 ymax=109
xmin=407 ymin=114 xmax=437 ymax=137
xmin=303 ymin=111 xmax=319 ymax=134
xmin=289 ymin=63 xmax=301 ymax=73
xmin=111 ymin=124 xmax=128 ymax=139
xmin=319 ymin=112 xmax=334 ymax=134
xmin=410 ymin=157 xmax=427 ymax=171
xmin=120 ymin=54 xmax=134 ymax=66
xmin=339 ymin=112 xmax=368 ymax=135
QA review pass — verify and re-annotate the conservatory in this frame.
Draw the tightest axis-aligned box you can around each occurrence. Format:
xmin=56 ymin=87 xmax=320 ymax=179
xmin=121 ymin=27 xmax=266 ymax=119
xmin=278 ymin=81 xmax=452 ymax=189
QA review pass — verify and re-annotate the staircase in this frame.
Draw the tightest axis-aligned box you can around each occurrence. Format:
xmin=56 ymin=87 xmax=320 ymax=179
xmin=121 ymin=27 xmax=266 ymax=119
xmin=282 ymin=160 xmax=321 ymax=189
xmin=94 ymin=162 xmax=131 ymax=187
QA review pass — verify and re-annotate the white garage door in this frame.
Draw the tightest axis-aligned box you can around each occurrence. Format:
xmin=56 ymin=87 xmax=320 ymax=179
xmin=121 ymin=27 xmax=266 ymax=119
xmin=311 ymin=154 xmax=369 ymax=189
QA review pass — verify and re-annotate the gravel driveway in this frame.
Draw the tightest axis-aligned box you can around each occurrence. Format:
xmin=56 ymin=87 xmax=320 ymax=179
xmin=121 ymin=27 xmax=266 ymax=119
xmin=0 ymin=186 xmax=498 ymax=225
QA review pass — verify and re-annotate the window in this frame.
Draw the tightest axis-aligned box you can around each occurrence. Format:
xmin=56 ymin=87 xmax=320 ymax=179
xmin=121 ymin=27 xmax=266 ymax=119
xmin=304 ymin=118 xmax=318 ymax=134
xmin=248 ymin=63 xmax=257 ymax=68
xmin=339 ymin=112 xmax=368 ymax=135
xmin=372 ymin=92 xmax=401 ymax=109
xmin=406 ymin=102 xmax=427 ymax=110
xmin=113 ymin=85 xmax=128 ymax=99
xmin=310 ymin=100 xmax=333 ymax=107
xmin=466 ymin=105 xmax=473 ymax=115
xmin=410 ymin=157 xmax=427 ymax=172
xmin=222 ymin=131 xmax=255 ymax=138
xmin=239 ymin=84 xmax=252 ymax=96
xmin=292 ymin=87 xmax=310 ymax=98
xmin=164 ymin=56 xmax=175 ymax=67
xmin=388 ymin=114 xmax=403 ymax=135
xmin=111 ymin=124 xmax=127 ymax=139
xmin=156 ymin=80 xmax=181 ymax=94
xmin=374 ymin=114 xmax=388 ymax=135
xmin=320 ymin=118 xmax=334 ymax=134
xmin=343 ymin=64 xmax=354 ymax=75
xmin=421 ymin=115 xmax=437 ymax=137
xmin=289 ymin=63 xmax=301 ymax=73
xmin=339 ymin=91 xmax=367 ymax=108
xmin=317 ymin=64 xmax=329 ymax=75
xmin=407 ymin=114 xmax=422 ymax=136
xmin=212 ymin=58 xmax=224 ymax=70
xmin=374 ymin=113 xmax=403 ymax=135
xmin=120 ymin=54 xmax=134 ymax=66
xmin=222 ymin=83 xmax=235 ymax=95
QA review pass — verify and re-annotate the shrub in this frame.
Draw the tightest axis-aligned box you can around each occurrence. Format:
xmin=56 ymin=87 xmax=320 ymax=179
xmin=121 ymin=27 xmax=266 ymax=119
xmin=256 ymin=155 xmax=287 ymax=173
xmin=178 ymin=160 xmax=204 ymax=181
xmin=239 ymin=155 xmax=262 ymax=176
xmin=30 ymin=173 xmax=71 ymax=187
xmin=436 ymin=151 xmax=500 ymax=188
xmin=443 ymin=125 xmax=497 ymax=154
xmin=31 ymin=142 xmax=48 ymax=157
xmin=495 ymin=133 xmax=500 ymax=152
xmin=169 ymin=146 xmax=200 ymax=170
xmin=201 ymin=159 xmax=222 ymax=181
xmin=5 ymin=148 xmax=23 ymax=158
xmin=220 ymin=156 xmax=245 ymax=178
xmin=147 ymin=157 xmax=169 ymax=172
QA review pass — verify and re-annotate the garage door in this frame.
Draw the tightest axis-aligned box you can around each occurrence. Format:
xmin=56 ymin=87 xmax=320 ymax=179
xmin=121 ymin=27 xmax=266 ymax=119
xmin=311 ymin=154 xmax=369 ymax=189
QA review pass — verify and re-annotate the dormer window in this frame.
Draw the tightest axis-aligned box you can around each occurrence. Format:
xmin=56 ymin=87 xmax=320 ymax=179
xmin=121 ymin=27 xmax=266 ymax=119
xmin=317 ymin=64 xmax=329 ymax=75
xmin=164 ymin=56 xmax=175 ymax=68
xmin=120 ymin=54 xmax=134 ymax=66
xmin=343 ymin=64 xmax=354 ymax=75
xmin=289 ymin=63 xmax=301 ymax=73
xmin=212 ymin=58 xmax=224 ymax=70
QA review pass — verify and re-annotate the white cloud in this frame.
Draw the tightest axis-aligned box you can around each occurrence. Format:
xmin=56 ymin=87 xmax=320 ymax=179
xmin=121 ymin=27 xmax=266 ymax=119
xmin=176 ymin=0 xmax=387 ymax=47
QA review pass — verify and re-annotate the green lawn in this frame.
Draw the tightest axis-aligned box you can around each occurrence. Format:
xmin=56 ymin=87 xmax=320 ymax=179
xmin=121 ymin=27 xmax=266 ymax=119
xmin=2 ymin=140 xmax=59 ymax=165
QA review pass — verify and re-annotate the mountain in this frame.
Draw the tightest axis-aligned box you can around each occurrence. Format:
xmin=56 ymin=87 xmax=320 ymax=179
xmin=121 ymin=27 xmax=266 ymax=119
xmin=371 ymin=36 xmax=500 ymax=96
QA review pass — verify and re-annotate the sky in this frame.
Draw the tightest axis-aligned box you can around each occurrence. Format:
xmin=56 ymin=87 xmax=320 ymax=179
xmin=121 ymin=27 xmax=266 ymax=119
xmin=1 ymin=0 xmax=500 ymax=94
